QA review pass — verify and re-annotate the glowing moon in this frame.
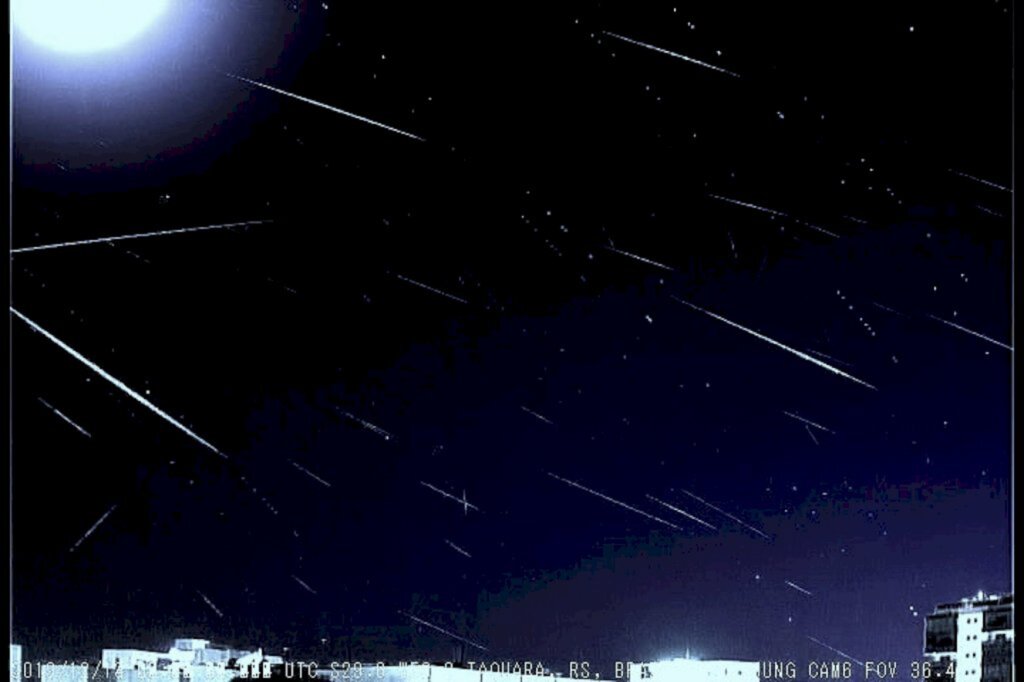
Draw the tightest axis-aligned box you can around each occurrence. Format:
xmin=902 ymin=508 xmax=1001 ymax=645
xmin=13 ymin=0 xmax=169 ymax=54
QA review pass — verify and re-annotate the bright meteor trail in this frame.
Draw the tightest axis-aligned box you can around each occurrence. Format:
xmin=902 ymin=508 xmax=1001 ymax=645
xmin=290 ymin=460 xmax=332 ymax=488
xmin=227 ymin=73 xmax=425 ymax=142
xmin=948 ymin=168 xmax=1011 ymax=193
xmin=420 ymin=481 xmax=481 ymax=513
xmin=708 ymin=194 xmax=840 ymax=238
xmin=547 ymin=473 xmax=686 ymax=531
xmin=38 ymin=397 xmax=92 ymax=438
xmin=927 ymin=314 xmax=1013 ymax=351
xmin=11 ymin=307 xmax=227 ymax=458
xmin=69 ymin=505 xmax=117 ymax=552
xmin=11 ymin=220 xmax=273 ymax=254
xmin=785 ymin=580 xmax=814 ymax=596
xmin=391 ymin=272 xmax=469 ymax=304
xmin=645 ymin=494 xmax=717 ymax=530
xmin=782 ymin=411 xmax=835 ymax=434
xmin=197 ymin=591 xmax=224 ymax=618
xmin=671 ymin=297 xmax=877 ymax=390
xmin=709 ymin=193 xmax=788 ymax=217
xmin=604 ymin=245 xmax=675 ymax=271
xmin=602 ymin=31 xmax=741 ymax=78
xmin=292 ymin=575 xmax=318 ymax=594
xmin=677 ymin=487 xmax=772 ymax=540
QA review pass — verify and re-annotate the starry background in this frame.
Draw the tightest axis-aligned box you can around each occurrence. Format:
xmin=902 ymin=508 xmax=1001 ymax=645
xmin=10 ymin=0 xmax=1013 ymax=677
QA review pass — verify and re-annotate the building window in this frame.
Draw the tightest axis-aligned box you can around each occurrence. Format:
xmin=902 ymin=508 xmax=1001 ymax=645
xmin=981 ymin=637 xmax=1012 ymax=682
xmin=926 ymin=614 xmax=957 ymax=653
xmin=983 ymin=607 xmax=1012 ymax=632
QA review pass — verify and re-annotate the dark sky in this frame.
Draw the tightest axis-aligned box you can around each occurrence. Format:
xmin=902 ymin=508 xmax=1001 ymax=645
xmin=10 ymin=0 xmax=1012 ymax=677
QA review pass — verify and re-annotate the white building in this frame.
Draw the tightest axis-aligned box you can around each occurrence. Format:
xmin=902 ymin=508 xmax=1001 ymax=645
xmin=625 ymin=658 xmax=760 ymax=682
xmin=924 ymin=592 xmax=1013 ymax=682
xmin=235 ymin=650 xmax=283 ymax=678
xmin=101 ymin=639 xmax=280 ymax=680
xmin=174 ymin=641 xmax=212 ymax=652
xmin=11 ymin=645 xmax=23 ymax=682
xmin=101 ymin=650 xmax=165 ymax=672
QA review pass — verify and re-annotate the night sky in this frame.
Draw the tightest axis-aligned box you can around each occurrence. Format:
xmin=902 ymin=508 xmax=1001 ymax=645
xmin=10 ymin=0 xmax=1013 ymax=677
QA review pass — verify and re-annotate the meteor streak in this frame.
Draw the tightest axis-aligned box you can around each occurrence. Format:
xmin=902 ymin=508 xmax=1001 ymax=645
xmin=391 ymin=272 xmax=468 ymax=304
xmin=927 ymin=314 xmax=1013 ymax=351
xmin=38 ymin=397 xmax=92 ymax=438
xmin=69 ymin=505 xmax=117 ymax=552
xmin=292 ymin=575 xmax=318 ymax=594
xmin=872 ymin=301 xmax=908 ymax=317
xmin=228 ymin=74 xmax=425 ymax=142
xmin=604 ymin=245 xmax=675 ymax=271
xmin=197 ymin=591 xmax=224 ymax=618
xmin=677 ymin=487 xmax=771 ymax=540
xmin=420 ymin=481 xmax=481 ymax=513
xmin=337 ymin=409 xmax=395 ymax=441
xmin=602 ymin=31 xmax=741 ymax=78
xmin=782 ymin=411 xmax=835 ymax=434
xmin=109 ymin=243 xmax=153 ymax=265
xmin=708 ymin=194 xmax=839 ymax=238
xmin=547 ymin=473 xmax=686 ymax=531
xmin=671 ymin=297 xmax=877 ymax=390
xmin=521 ymin=405 xmax=555 ymax=425
xmin=806 ymin=348 xmax=855 ymax=367
xmin=645 ymin=494 xmax=717 ymax=530
xmin=399 ymin=612 xmax=489 ymax=651
xmin=976 ymin=205 xmax=1004 ymax=218
xmin=806 ymin=636 xmax=864 ymax=667
xmin=804 ymin=425 xmax=820 ymax=446
xmin=12 ymin=308 xmax=227 ymax=458
xmin=785 ymin=580 xmax=813 ymax=596
xmin=444 ymin=539 xmax=472 ymax=558
xmin=709 ymin=193 xmax=787 ymax=217
xmin=948 ymin=169 xmax=1011 ymax=192
xmin=12 ymin=220 xmax=272 ymax=254
xmin=290 ymin=460 xmax=332 ymax=488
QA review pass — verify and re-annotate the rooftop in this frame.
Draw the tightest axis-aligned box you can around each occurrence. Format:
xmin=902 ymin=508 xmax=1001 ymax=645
xmin=933 ymin=592 xmax=1013 ymax=613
